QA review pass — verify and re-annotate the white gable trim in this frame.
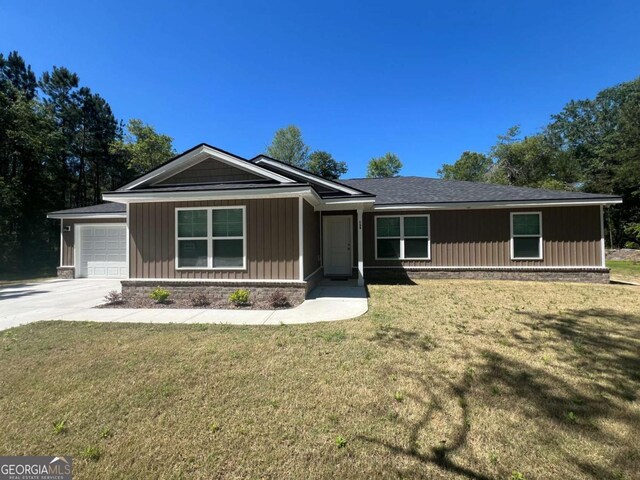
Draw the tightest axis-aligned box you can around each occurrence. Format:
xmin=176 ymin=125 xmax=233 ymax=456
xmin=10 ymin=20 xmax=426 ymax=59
xmin=120 ymin=145 xmax=295 ymax=191
xmin=254 ymin=156 xmax=364 ymax=195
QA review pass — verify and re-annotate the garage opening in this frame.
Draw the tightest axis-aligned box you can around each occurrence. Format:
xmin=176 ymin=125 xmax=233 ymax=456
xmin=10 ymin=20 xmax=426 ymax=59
xmin=77 ymin=225 xmax=127 ymax=278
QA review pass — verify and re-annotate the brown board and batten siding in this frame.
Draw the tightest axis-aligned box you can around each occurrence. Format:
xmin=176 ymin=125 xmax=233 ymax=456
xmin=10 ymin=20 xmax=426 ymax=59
xmin=364 ymin=206 xmax=603 ymax=268
xmin=303 ymin=200 xmax=320 ymax=278
xmin=61 ymin=217 xmax=126 ymax=266
xmin=154 ymin=158 xmax=266 ymax=185
xmin=129 ymin=198 xmax=300 ymax=280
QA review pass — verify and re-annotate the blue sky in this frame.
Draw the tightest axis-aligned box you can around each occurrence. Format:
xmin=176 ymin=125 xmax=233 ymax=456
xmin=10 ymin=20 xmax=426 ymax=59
xmin=2 ymin=1 xmax=639 ymax=178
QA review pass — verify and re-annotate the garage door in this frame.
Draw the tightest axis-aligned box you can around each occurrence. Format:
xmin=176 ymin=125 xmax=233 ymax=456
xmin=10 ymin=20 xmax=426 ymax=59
xmin=78 ymin=225 xmax=127 ymax=278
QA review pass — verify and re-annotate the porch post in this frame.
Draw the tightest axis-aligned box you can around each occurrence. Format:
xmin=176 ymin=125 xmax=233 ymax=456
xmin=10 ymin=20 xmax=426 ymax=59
xmin=357 ymin=208 xmax=364 ymax=286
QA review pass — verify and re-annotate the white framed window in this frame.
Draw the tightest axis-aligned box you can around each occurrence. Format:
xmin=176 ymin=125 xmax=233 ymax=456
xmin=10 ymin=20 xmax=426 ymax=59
xmin=176 ymin=206 xmax=246 ymax=270
xmin=510 ymin=212 xmax=542 ymax=260
xmin=375 ymin=215 xmax=430 ymax=260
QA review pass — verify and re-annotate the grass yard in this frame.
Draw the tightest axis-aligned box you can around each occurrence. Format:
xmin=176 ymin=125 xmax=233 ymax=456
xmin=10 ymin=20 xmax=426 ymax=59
xmin=1 ymin=280 xmax=639 ymax=479
xmin=608 ymin=260 xmax=640 ymax=284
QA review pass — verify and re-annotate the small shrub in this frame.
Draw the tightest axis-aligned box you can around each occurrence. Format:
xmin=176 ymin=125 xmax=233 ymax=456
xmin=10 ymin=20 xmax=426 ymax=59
xmin=269 ymin=290 xmax=290 ymax=308
xmin=394 ymin=390 xmax=404 ymax=402
xmin=229 ymin=289 xmax=250 ymax=306
xmin=511 ymin=472 xmax=527 ymax=480
xmin=53 ymin=420 xmax=66 ymax=435
xmin=103 ymin=290 xmax=123 ymax=305
xmin=190 ymin=293 xmax=210 ymax=307
xmin=335 ymin=436 xmax=347 ymax=448
xmin=566 ymin=411 xmax=577 ymax=423
xmin=81 ymin=446 xmax=101 ymax=461
xmin=150 ymin=287 xmax=170 ymax=304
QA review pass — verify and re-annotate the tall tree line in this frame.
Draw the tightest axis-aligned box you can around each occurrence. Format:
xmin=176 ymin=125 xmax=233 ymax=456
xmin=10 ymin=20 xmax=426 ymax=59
xmin=438 ymin=77 xmax=640 ymax=248
xmin=266 ymin=124 xmax=403 ymax=179
xmin=0 ymin=51 xmax=175 ymax=275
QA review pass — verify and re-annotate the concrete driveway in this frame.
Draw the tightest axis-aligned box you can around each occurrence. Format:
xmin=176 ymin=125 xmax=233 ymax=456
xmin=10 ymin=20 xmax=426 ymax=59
xmin=0 ymin=279 xmax=120 ymax=331
xmin=0 ymin=278 xmax=368 ymax=331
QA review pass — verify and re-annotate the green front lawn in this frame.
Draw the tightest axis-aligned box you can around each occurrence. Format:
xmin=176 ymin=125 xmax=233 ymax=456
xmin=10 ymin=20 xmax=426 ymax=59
xmin=607 ymin=260 xmax=640 ymax=283
xmin=1 ymin=280 xmax=639 ymax=479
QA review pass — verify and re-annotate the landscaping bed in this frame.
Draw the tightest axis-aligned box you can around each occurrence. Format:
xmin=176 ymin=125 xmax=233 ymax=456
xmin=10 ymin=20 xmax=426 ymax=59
xmin=100 ymin=287 xmax=295 ymax=310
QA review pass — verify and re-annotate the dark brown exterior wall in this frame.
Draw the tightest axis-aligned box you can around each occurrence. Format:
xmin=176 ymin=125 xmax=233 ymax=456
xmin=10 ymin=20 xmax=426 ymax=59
xmin=61 ymin=217 xmax=126 ymax=266
xmin=303 ymin=200 xmax=321 ymax=278
xmin=364 ymin=206 xmax=603 ymax=267
xmin=129 ymin=198 xmax=300 ymax=280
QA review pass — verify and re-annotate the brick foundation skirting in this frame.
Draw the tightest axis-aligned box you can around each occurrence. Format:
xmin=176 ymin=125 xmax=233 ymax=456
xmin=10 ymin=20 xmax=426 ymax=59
xmin=365 ymin=268 xmax=610 ymax=284
xmin=121 ymin=280 xmax=308 ymax=307
xmin=57 ymin=267 xmax=75 ymax=279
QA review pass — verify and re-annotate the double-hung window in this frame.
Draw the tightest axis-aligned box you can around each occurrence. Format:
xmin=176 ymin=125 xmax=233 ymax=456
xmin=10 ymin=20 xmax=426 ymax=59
xmin=375 ymin=215 xmax=430 ymax=260
xmin=176 ymin=207 xmax=246 ymax=269
xmin=511 ymin=212 xmax=542 ymax=260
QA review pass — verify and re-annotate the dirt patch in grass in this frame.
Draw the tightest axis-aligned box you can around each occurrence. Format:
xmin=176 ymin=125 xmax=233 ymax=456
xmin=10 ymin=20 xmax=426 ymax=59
xmin=1 ymin=280 xmax=639 ymax=479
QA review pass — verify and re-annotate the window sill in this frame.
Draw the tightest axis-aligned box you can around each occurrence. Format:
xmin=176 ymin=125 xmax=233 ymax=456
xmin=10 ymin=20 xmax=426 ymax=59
xmin=375 ymin=257 xmax=431 ymax=261
xmin=175 ymin=267 xmax=248 ymax=271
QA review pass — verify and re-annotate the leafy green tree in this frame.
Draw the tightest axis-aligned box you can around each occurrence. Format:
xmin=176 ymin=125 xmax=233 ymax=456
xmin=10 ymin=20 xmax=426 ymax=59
xmin=266 ymin=125 xmax=309 ymax=167
xmin=366 ymin=153 xmax=402 ymax=178
xmin=438 ymin=151 xmax=492 ymax=181
xmin=306 ymin=150 xmax=347 ymax=179
xmin=545 ymin=78 xmax=640 ymax=246
xmin=0 ymin=52 xmax=55 ymax=273
xmin=116 ymin=119 xmax=175 ymax=175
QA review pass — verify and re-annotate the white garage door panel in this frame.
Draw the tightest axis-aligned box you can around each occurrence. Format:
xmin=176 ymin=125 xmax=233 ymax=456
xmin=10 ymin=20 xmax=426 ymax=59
xmin=78 ymin=225 xmax=127 ymax=278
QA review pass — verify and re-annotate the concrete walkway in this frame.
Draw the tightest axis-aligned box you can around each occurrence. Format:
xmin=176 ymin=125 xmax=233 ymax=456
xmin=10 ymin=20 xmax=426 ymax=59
xmin=0 ymin=278 xmax=368 ymax=331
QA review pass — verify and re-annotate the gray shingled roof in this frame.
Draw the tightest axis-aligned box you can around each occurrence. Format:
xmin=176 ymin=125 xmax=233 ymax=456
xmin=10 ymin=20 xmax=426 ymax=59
xmin=340 ymin=176 xmax=620 ymax=205
xmin=48 ymin=202 xmax=126 ymax=216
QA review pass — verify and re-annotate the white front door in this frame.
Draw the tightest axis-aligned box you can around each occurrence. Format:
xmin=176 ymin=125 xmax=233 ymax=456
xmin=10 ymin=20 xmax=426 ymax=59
xmin=77 ymin=225 xmax=127 ymax=278
xmin=323 ymin=215 xmax=352 ymax=276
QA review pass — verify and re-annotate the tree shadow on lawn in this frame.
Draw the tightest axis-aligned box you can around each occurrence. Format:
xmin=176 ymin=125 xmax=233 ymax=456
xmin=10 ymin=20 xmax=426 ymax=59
xmin=515 ymin=308 xmax=640 ymax=402
xmin=362 ymin=308 xmax=640 ymax=479
xmin=358 ymin=368 xmax=491 ymax=480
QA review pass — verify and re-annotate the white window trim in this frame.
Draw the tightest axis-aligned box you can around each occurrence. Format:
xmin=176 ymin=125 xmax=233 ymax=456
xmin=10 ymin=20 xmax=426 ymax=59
xmin=510 ymin=211 xmax=543 ymax=260
xmin=175 ymin=206 xmax=247 ymax=271
xmin=374 ymin=214 xmax=431 ymax=261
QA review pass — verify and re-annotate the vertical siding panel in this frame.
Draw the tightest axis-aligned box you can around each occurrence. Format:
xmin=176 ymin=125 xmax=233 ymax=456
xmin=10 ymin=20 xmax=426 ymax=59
xmin=153 ymin=202 xmax=160 ymax=277
xmin=285 ymin=198 xmax=292 ymax=278
xmin=169 ymin=202 xmax=176 ymax=278
xmin=265 ymin=200 xmax=273 ymax=279
xmin=271 ymin=200 xmax=278 ymax=279
xmin=137 ymin=204 xmax=143 ymax=277
xmin=256 ymin=199 xmax=264 ymax=279
xmin=161 ymin=202 xmax=168 ymax=278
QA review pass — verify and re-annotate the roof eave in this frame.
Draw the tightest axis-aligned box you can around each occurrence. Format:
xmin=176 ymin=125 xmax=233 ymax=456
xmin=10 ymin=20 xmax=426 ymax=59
xmin=372 ymin=198 xmax=623 ymax=210
xmin=47 ymin=213 xmax=127 ymax=219
xmin=102 ymin=185 xmax=320 ymax=204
